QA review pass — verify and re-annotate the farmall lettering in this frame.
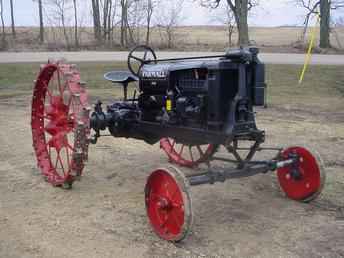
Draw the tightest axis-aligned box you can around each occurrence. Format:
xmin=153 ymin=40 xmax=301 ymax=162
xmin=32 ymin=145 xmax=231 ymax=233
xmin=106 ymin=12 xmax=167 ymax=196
xmin=142 ymin=70 xmax=167 ymax=78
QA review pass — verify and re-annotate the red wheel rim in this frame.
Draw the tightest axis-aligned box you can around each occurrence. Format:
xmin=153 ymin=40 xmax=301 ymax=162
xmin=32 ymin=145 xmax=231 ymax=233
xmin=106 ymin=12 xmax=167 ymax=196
xmin=145 ymin=167 xmax=192 ymax=242
xmin=31 ymin=62 xmax=90 ymax=187
xmin=277 ymin=146 xmax=325 ymax=202
xmin=160 ymin=138 xmax=217 ymax=168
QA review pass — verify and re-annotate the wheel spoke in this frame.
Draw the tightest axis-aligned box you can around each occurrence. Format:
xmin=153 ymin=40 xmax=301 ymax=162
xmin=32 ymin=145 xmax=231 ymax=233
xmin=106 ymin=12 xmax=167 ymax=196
xmin=130 ymin=55 xmax=143 ymax=62
xmin=57 ymin=68 xmax=63 ymax=96
xmin=42 ymin=80 xmax=54 ymax=104
xmin=171 ymin=139 xmax=176 ymax=149
xmin=143 ymin=50 xmax=148 ymax=60
xmin=53 ymin=150 xmax=59 ymax=171
xmin=65 ymin=146 xmax=71 ymax=171
xmin=196 ymin=145 xmax=204 ymax=157
xmin=189 ymin=146 xmax=194 ymax=162
xmin=66 ymin=142 xmax=75 ymax=152
xmin=178 ymin=144 xmax=185 ymax=156
xmin=57 ymin=151 xmax=66 ymax=175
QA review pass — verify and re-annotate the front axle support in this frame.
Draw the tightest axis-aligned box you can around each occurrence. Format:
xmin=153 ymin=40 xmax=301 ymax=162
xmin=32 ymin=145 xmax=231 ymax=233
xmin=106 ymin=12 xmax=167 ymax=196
xmin=187 ymin=158 xmax=296 ymax=186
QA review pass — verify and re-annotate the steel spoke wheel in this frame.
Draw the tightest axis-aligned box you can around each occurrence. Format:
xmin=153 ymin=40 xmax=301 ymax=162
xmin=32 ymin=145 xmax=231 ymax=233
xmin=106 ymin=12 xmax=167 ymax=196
xmin=145 ymin=166 xmax=193 ymax=242
xmin=277 ymin=146 xmax=326 ymax=202
xmin=31 ymin=62 xmax=90 ymax=188
xmin=160 ymin=138 xmax=218 ymax=168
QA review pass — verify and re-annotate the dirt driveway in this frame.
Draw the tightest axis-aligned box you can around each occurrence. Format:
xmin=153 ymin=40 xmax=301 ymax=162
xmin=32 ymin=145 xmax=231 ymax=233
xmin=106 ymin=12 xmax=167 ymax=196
xmin=0 ymin=94 xmax=343 ymax=258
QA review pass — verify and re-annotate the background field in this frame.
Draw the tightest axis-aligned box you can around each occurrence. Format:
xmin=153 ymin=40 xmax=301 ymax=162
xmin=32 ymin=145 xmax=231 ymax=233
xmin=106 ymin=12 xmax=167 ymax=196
xmin=3 ymin=26 xmax=344 ymax=53
xmin=0 ymin=62 xmax=343 ymax=257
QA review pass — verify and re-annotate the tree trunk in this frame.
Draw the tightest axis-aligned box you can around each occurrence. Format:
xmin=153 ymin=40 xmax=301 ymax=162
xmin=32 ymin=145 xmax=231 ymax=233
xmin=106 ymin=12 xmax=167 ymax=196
xmin=236 ymin=0 xmax=249 ymax=46
xmin=103 ymin=0 xmax=108 ymax=40
xmin=146 ymin=0 xmax=153 ymax=45
xmin=38 ymin=0 xmax=44 ymax=43
xmin=110 ymin=1 xmax=117 ymax=45
xmin=120 ymin=0 xmax=128 ymax=47
xmin=91 ymin=0 xmax=101 ymax=42
xmin=10 ymin=0 xmax=15 ymax=38
xmin=120 ymin=5 xmax=125 ymax=46
xmin=0 ymin=0 xmax=5 ymax=46
xmin=227 ymin=0 xmax=249 ymax=46
xmin=319 ymin=0 xmax=330 ymax=48
xmin=60 ymin=5 xmax=70 ymax=50
xmin=228 ymin=25 xmax=233 ymax=47
xmin=146 ymin=22 xmax=151 ymax=45
xmin=301 ymin=14 xmax=310 ymax=43
xmin=73 ymin=0 xmax=79 ymax=48
xmin=107 ymin=1 xmax=112 ymax=42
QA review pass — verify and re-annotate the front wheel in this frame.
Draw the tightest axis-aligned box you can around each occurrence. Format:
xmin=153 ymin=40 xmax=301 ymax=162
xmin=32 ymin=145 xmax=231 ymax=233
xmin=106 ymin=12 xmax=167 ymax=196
xmin=145 ymin=166 xmax=193 ymax=242
xmin=277 ymin=146 xmax=326 ymax=202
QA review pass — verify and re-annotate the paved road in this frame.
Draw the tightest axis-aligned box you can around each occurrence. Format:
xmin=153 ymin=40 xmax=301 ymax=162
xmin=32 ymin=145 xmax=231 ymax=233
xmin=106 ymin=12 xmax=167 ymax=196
xmin=0 ymin=51 xmax=343 ymax=65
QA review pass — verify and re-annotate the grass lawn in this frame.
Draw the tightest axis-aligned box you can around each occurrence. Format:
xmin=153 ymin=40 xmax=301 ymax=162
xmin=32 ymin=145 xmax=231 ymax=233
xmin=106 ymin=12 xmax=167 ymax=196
xmin=0 ymin=62 xmax=343 ymax=109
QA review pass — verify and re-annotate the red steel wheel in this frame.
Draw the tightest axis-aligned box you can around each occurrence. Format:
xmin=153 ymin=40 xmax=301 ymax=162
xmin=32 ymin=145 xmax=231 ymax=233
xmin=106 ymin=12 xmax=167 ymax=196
xmin=145 ymin=166 xmax=193 ymax=242
xmin=277 ymin=146 xmax=326 ymax=202
xmin=31 ymin=62 xmax=90 ymax=188
xmin=160 ymin=138 xmax=218 ymax=168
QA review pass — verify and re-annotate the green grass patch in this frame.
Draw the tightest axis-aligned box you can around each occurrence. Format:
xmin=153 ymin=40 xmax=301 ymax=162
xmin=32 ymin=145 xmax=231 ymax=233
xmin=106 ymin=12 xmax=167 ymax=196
xmin=266 ymin=64 xmax=344 ymax=106
xmin=0 ymin=62 xmax=343 ymax=108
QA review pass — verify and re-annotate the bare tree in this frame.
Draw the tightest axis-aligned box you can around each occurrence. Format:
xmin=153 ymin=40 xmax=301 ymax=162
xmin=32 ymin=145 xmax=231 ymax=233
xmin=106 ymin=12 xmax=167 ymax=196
xmin=33 ymin=0 xmax=45 ymax=43
xmin=0 ymin=0 xmax=5 ymax=48
xmin=332 ymin=17 xmax=343 ymax=48
xmin=156 ymin=0 xmax=184 ymax=49
xmin=46 ymin=0 xmax=71 ymax=49
xmin=320 ymin=0 xmax=330 ymax=48
xmin=119 ymin=0 xmax=140 ymax=47
xmin=102 ymin=0 xmax=111 ymax=41
xmin=72 ymin=0 xmax=78 ymax=47
xmin=127 ymin=0 xmax=146 ymax=45
xmin=145 ymin=0 xmax=156 ymax=45
xmin=120 ymin=0 xmax=128 ymax=47
xmin=210 ymin=3 xmax=236 ymax=47
xmin=38 ymin=0 xmax=44 ymax=43
xmin=109 ymin=0 xmax=119 ymax=45
xmin=200 ymin=0 xmax=258 ymax=46
xmin=9 ymin=0 xmax=15 ymax=38
xmin=92 ymin=0 xmax=101 ymax=42
xmin=295 ymin=0 xmax=344 ymax=48
xmin=295 ymin=0 xmax=319 ymax=42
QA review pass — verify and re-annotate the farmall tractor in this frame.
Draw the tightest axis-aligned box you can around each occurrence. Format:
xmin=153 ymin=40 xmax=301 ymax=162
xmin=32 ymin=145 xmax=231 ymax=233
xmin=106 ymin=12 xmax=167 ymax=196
xmin=31 ymin=46 xmax=325 ymax=242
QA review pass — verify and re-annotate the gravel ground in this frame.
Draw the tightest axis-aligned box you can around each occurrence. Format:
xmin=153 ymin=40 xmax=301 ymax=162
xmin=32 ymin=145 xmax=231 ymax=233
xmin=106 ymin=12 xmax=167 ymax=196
xmin=0 ymin=93 xmax=343 ymax=258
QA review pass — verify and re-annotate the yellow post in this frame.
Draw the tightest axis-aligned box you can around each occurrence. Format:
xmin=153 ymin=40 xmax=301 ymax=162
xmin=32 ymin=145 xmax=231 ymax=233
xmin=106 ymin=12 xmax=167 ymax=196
xmin=298 ymin=13 xmax=321 ymax=84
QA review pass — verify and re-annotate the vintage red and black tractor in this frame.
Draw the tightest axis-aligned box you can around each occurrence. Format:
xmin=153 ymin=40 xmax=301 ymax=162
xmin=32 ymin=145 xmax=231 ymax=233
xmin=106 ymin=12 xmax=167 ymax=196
xmin=31 ymin=46 xmax=325 ymax=242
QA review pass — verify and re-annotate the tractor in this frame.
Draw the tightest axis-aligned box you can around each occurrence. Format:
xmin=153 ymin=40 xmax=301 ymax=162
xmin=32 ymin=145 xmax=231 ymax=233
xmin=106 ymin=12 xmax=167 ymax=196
xmin=31 ymin=46 xmax=325 ymax=242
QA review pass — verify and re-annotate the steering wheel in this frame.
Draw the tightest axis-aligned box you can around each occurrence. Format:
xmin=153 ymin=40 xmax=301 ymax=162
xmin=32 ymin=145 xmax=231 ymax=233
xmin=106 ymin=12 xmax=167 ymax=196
xmin=127 ymin=45 xmax=157 ymax=77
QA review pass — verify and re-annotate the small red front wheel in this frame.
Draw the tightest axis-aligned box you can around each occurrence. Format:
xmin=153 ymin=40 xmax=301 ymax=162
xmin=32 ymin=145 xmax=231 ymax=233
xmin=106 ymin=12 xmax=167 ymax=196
xmin=277 ymin=146 xmax=326 ymax=202
xmin=145 ymin=166 xmax=193 ymax=242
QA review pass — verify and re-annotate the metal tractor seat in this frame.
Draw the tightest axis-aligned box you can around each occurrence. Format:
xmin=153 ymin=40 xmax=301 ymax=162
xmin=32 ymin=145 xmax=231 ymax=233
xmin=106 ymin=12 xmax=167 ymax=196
xmin=104 ymin=71 xmax=138 ymax=100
